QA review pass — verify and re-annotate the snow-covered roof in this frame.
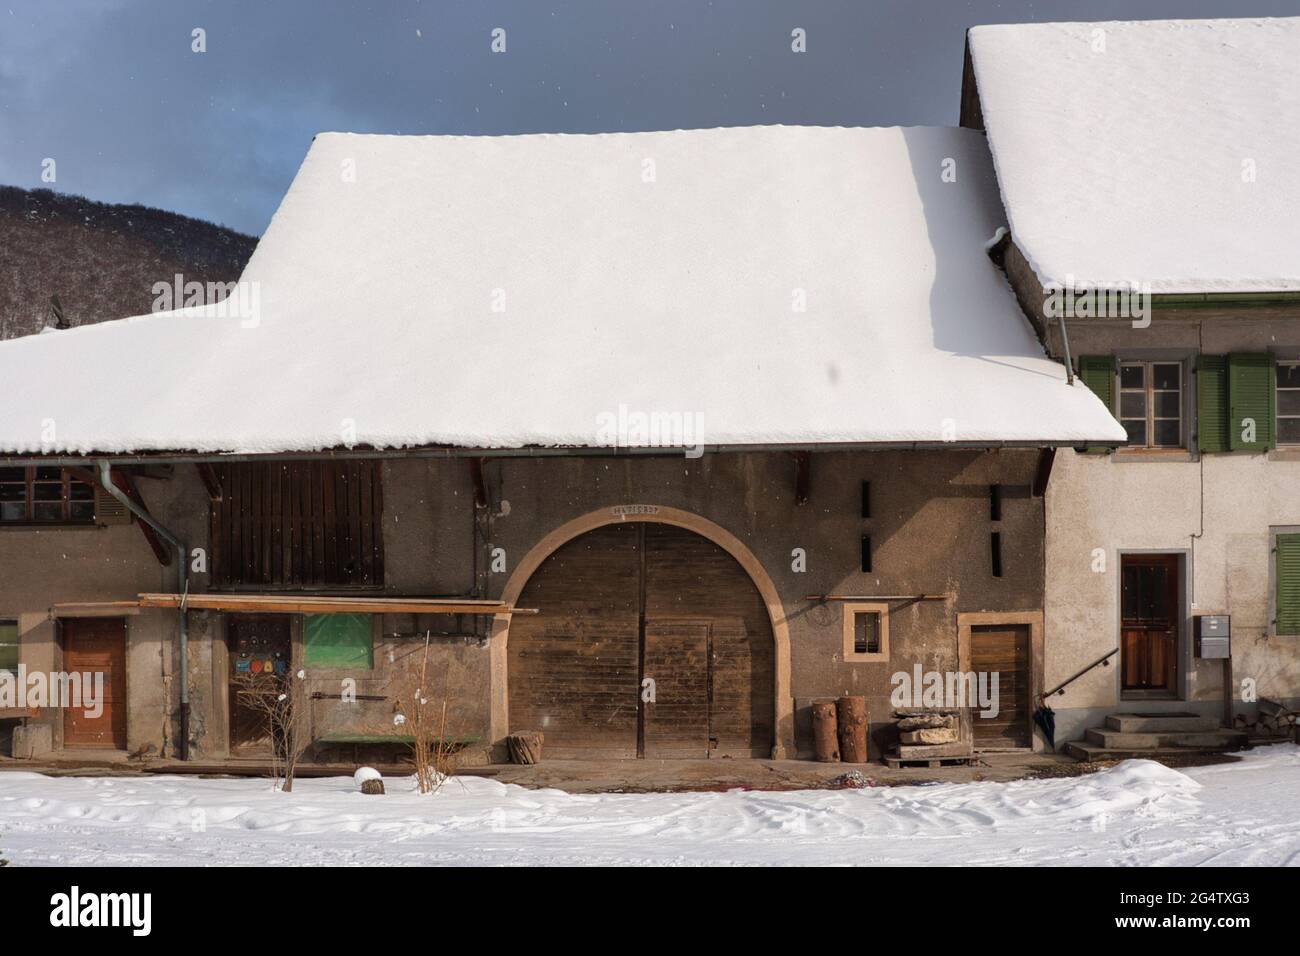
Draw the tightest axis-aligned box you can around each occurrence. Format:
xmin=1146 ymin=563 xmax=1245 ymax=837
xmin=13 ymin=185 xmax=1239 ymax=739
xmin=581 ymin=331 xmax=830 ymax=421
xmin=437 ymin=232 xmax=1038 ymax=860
xmin=968 ymin=17 xmax=1300 ymax=294
xmin=0 ymin=126 xmax=1124 ymax=456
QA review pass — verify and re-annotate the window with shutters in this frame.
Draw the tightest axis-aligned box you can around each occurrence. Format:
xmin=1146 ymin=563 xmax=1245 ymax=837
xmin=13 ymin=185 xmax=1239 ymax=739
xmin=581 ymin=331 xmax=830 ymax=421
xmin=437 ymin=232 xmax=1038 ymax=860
xmin=0 ymin=466 xmax=96 ymax=524
xmin=1273 ymin=531 xmax=1300 ymax=637
xmin=842 ymin=603 xmax=889 ymax=661
xmin=1118 ymin=361 xmax=1184 ymax=448
xmin=1276 ymin=361 xmax=1300 ymax=446
xmin=209 ymin=460 xmax=384 ymax=589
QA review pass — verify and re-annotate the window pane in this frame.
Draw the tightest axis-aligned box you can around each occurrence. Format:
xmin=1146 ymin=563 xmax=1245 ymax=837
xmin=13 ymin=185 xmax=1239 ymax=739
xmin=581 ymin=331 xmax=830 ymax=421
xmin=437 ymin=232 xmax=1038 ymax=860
xmin=1153 ymin=419 xmax=1181 ymax=447
xmin=1278 ymin=391 xmax=1300 ymax=417
xmin=1277 ymin=364 xmax=1300 ymax=389
xmin=1152 ymin=363 xmax=1181 ymax=390
xmin=1154 ymin=391 xmax=1181 ymax=418
xmin=1279 ymin=418 xmax=1300 ymax=445
xmin=1123 ymin=420 xmax=1147 ymax=445
xmin=0 ymin=622 xmax=17 ymax=673
xmin=1120 ymin=365 xmax=1145 ymax=389
xmin=1119 ymin=392 xmax=1147 ymax=418
xmin=853 ymin=612 xmax=879 ymax=655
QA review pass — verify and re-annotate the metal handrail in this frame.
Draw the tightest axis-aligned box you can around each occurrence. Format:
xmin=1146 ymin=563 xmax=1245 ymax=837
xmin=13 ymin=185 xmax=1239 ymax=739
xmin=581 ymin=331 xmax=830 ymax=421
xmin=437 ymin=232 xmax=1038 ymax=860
xmin=1041 ymin=648 xmax=1118 ymax=701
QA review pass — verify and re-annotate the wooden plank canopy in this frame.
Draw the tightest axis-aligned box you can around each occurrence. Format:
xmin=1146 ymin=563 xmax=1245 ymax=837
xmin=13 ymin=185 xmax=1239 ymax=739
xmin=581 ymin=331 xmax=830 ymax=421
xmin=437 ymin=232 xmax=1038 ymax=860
xmin=130 ymin=594 xmax=536 ymax=615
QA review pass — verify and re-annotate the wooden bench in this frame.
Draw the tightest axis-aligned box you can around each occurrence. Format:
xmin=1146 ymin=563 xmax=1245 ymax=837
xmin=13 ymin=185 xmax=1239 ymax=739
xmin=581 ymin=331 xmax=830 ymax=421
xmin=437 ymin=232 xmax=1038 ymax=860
xmin=309 ymin=733 xmax=480 ymax=764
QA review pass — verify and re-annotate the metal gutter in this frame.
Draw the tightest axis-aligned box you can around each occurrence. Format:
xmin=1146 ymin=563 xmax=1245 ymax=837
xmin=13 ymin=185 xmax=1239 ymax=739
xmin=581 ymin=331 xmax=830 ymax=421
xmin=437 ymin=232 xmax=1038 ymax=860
xmin=96 ymin=461 xmax=191 ymax=761
xmin=1151 ymin=291 xmax=1300 ymax=307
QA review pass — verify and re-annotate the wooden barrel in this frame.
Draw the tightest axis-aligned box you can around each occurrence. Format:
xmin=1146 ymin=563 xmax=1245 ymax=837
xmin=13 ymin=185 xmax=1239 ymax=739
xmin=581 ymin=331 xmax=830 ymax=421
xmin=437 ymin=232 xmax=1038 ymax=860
xmin=812 ymin=701 xmax=840 ymax=762
xmin=836 ymin=695 xmax=868 ymax=763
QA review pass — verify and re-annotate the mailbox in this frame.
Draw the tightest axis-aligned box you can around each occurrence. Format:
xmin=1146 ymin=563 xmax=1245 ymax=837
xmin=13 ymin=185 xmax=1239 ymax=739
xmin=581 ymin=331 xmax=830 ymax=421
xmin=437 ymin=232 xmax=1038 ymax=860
xmin=1195 ymin=615 xmax=1231 ymax=659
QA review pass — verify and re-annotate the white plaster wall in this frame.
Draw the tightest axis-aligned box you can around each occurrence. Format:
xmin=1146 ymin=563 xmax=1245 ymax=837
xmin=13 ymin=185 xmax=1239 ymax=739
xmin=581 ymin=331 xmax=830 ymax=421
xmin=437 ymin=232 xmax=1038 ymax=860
xmin=1046 ymin=448 xmax=1300 ymax=739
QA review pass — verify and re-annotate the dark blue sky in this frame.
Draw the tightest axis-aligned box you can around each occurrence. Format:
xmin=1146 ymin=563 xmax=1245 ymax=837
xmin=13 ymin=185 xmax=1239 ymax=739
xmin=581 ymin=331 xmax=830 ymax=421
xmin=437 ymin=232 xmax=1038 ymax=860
xmin=2 ymin=0 xmax=1296 ymax=235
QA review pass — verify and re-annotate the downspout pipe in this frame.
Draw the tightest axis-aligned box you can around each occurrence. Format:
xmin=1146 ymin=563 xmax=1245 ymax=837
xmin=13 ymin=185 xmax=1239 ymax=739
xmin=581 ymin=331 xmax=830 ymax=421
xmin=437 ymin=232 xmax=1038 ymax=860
xmin=97 ymin=460 xmax=189 ymax=760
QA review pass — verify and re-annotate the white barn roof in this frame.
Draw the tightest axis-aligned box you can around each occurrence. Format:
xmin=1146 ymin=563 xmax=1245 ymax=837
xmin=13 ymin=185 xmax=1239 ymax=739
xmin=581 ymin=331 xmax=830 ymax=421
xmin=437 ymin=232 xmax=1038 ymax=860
xmin=0 ymin=126 xmax=1124 ymax=456
xmin=968 ymin=17 xmax=1300 ymax=294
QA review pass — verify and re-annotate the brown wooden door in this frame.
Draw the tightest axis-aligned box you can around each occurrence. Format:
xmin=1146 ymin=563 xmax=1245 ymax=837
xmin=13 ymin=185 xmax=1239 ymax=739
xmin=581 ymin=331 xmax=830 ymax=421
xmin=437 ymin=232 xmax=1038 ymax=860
xmin=970 ymin=624 xmax=1031 ymax=748
xmin=62 ymin=618 xmax=127 ymax=749
xmin=643 ymin=622 xmax=711 ymax=758
xmin=508 ymin=522 xmax=774 ymax=759
xmin=508 ymin=524 xmax=642 ymax=758
xmin=1121 ymin=554 xmax=1180 ymax=693
xmin=227 ymin=616 xmax=292 ymax=753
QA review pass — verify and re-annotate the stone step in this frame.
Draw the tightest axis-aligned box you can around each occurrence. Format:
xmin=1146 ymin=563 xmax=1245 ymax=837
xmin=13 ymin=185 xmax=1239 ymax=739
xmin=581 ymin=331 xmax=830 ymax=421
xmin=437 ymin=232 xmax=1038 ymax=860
xmin=1104 ymin=712 xmax=1220 ymax=733
xmin=1064 ymin=740 xmax=1247 ymax=763
xmin=1085 ymin=727 xmax=1247 ymax=750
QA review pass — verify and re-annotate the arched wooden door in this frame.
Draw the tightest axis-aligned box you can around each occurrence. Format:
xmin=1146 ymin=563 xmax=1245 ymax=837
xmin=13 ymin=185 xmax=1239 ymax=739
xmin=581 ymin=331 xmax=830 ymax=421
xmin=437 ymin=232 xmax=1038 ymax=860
xmin=508 ymin=522 xmax=774 ymax=758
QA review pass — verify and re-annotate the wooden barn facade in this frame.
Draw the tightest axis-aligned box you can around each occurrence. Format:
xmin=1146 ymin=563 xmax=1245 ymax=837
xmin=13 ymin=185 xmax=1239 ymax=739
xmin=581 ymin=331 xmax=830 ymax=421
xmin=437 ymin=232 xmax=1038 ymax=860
xmin=0 ymin=125 xmax=1123 ymax=766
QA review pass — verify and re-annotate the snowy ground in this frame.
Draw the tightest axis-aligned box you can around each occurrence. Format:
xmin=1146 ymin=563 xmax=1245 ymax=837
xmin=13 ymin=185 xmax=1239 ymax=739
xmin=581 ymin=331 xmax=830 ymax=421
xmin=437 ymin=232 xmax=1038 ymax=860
xmin=2 ymin=746 xmax=1298 ymax=866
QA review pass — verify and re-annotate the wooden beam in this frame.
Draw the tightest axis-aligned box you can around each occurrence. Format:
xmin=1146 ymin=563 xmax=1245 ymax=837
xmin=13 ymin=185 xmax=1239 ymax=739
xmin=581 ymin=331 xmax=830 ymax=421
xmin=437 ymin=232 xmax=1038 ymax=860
xmin=805 ymin=594 xmax=948 ymax=602
xmin=792 ymin=451 xmax=810 ymax=506
xmin=196 ymin=462 xmax=223 ymax=500
xmin=136 ymin=593 xmax=536 ymax=615
xmin=49 ymin=601 xmax=142 ymax=617
xmin=1032 ymin=447 xmax=1057 ymax=498
xmin=111 ymin=469 xmax=172 ymax=566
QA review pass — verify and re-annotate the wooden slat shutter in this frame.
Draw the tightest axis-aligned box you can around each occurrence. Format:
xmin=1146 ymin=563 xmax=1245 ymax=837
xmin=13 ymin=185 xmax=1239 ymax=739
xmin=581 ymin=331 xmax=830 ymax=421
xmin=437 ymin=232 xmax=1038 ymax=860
xmin=1228 ymin=352 xmax=1275 ymax=451
xmin=1196 ymin=354 xmax=1229 ymax=453
xmin=1078 ymin=355 xmax=1117 ymax=453
xmin=1276 ymin=533 xmax=1300 ymax=636
xmin=211 ymin=460 xmax=384 ymax=588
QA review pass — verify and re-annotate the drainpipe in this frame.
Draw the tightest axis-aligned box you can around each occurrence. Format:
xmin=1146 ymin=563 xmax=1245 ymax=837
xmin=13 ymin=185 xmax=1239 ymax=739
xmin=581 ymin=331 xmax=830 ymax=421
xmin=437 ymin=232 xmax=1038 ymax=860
xmin=1056 ymin=310 xmax=1075 ymax=386
xmin=97 ymin=460 xmax=189 ymax=760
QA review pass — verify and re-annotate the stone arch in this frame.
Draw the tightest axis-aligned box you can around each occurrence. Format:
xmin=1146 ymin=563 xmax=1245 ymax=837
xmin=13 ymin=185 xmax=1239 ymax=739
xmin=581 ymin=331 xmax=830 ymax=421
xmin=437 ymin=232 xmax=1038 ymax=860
xmin=488 ymin=505 xmax=792 ymax=759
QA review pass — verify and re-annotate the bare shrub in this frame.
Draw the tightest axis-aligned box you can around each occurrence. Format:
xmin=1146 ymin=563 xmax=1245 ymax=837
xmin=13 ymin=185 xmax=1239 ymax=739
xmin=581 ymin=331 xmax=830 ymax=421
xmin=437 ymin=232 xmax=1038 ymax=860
xmin=231 ymin=667 xmax=310 ymax=792
xmin=388 ymin=631 xmax=458 ymax=794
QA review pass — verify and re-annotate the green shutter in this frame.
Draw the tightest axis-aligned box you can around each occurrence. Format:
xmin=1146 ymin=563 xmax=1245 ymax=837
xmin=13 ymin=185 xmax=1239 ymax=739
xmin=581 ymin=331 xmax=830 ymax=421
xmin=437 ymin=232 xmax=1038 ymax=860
xmin=1227 ymin=352 xmax=1275 ymax=451
xmin=1276 ymin=534 xmax=1300 ymax=636
xmin=1196 ymin=355 xmax=1229 ymax=453
xmin=304 ymin=614 xmax=374 ymax=668
xmin=1078 ymin=355 xmax=1117 ymax=453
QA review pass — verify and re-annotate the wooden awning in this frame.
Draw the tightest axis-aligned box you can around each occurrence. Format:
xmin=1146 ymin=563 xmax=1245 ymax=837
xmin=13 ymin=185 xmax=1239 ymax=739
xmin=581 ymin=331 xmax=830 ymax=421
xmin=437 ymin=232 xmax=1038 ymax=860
xmin=52 ymin=595 xmax=535 ymax=616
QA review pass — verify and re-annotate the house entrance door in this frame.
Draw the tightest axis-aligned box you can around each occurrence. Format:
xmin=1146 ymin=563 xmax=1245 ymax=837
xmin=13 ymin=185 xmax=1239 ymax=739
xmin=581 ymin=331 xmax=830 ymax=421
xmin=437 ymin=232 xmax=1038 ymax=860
xmin=1120 ymin=554 xmax=1181 ymax=695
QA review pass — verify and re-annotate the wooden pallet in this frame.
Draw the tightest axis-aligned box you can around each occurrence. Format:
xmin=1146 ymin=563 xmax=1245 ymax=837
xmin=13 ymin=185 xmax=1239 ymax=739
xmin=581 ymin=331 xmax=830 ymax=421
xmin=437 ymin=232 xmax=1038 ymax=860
xmin=884 ymin=754 xmax=975 ymax=769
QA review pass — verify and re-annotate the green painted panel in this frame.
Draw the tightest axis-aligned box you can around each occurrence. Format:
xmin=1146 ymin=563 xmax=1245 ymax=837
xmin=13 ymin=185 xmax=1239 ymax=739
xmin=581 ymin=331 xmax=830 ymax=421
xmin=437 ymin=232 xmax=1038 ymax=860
xmin=304 ymin=613 xmax=374 ymax=669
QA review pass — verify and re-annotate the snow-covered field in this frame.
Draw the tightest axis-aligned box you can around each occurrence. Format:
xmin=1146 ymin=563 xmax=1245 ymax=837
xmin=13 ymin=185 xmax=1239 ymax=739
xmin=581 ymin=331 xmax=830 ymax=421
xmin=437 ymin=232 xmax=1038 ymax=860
xmin=2 ymin=746 xmax=1298 ymax=866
